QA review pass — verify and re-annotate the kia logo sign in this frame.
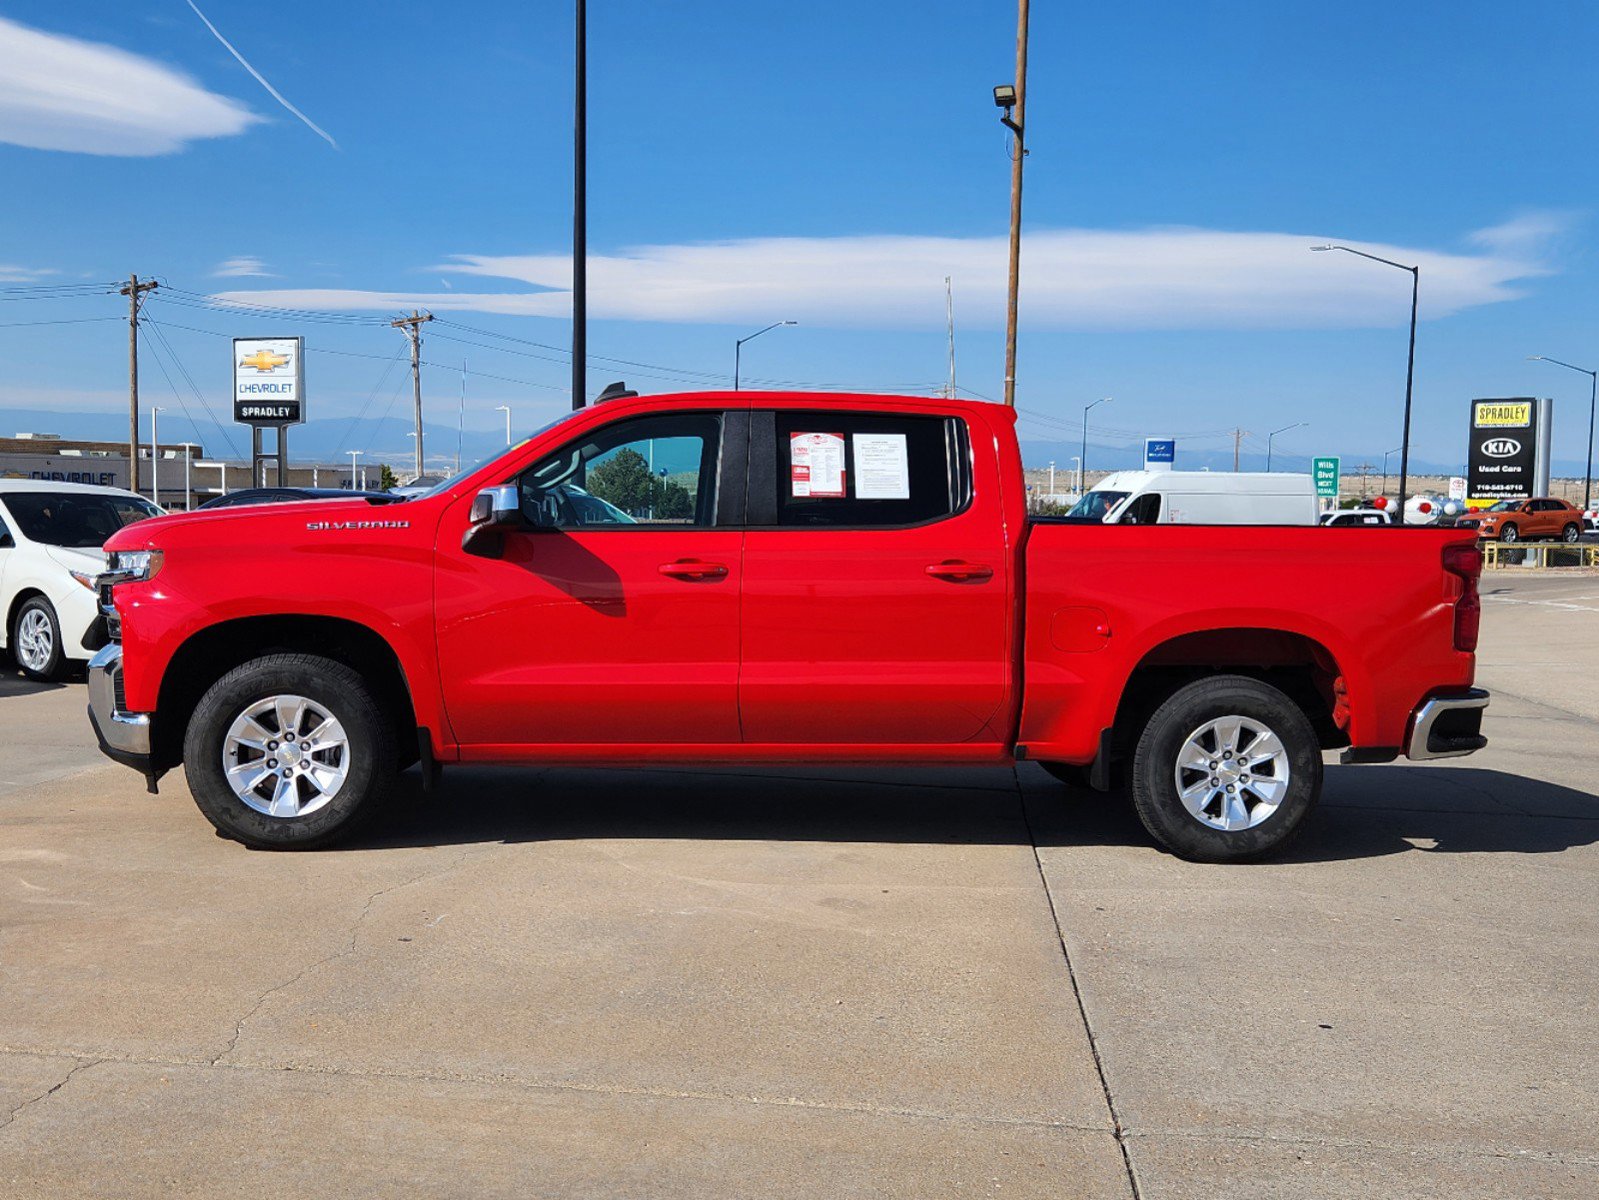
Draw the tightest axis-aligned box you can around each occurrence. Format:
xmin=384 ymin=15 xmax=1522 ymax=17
xmin=1482 ymin=438 xmax=1521 ymax=458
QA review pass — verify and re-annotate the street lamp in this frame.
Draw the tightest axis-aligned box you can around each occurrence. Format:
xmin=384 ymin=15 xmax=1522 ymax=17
xmin=993 ymin=0 xmax=1029 ymax=407
xmin=1266 ymin=421 xmax=1307 ymax=472
xmin=1082 ymin=397 xmax=1111 ymax=489
xmin=734 ymin=321 xmax=797 ymax=390
xmin=496 ymin=404 xmax=513 ymax=446
xmin=1381 ymin=446 xmax=1402 ymax=496
xmin=1312 ymin=244 xmax=1420 ymax=520
xmin=149 ymin=407 xmax=164 ymax=506
xmin=1529 ymin=356 xmax=1597 ymax=511
xmin=1070 ymin=455 xmax=1082 ymax=496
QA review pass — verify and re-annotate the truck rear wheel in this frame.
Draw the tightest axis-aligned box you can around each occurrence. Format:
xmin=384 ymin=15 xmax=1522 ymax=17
xmin=183 ymin=653 xmax=396 ymax=850
xmin=1129 ymin=675 xmax=1321 ymax=863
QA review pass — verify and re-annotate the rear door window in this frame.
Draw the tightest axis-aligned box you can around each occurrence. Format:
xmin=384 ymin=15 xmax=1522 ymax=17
xmin=755 ymin=411 xmax=969 ymax=527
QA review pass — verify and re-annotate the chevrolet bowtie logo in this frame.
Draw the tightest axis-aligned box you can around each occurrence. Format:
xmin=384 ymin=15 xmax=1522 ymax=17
xmin=239 ymin=349 xmax=291 ymax=372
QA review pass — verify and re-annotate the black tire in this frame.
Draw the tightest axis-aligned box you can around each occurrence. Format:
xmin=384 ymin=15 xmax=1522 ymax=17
xmin=12 ymin=596 xmax=66 ymax=682
xmin=1563 ymin=523 xmax=1581 ymax=544
xmin=1129 ymin=675 xmax=1322 ymax=863
xmin=183 ymin=653 xmax=396 ymax=850
xmin=1498 ymin=523 xmax=1519 ymax=543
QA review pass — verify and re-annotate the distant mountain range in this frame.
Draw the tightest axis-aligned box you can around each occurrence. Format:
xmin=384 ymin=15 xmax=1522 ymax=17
xmin=3 ymin=406 xmax=1593 ymax=482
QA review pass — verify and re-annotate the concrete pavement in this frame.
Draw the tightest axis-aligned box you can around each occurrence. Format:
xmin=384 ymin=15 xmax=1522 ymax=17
xmin=2 ymin=576 xmax=1596 ymax=1197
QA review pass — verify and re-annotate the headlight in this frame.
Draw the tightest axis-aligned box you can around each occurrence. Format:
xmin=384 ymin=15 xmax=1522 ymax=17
xmin=70 ymin=570 xmax=98 ymax=591
xmin=106 ymin=549 xmax=164 ymax=583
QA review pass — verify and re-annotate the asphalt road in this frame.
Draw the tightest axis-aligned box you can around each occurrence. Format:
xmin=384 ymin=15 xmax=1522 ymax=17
xmin=1 ymin=574 xmax=1595 ymax=1197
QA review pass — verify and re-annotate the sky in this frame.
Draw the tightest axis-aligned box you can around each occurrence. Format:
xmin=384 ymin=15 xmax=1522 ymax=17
xmin=1 ymin=0 xmax=1596 ymax=475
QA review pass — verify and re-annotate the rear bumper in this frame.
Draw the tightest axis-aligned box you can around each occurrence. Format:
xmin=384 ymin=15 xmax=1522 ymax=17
xmin=86 ymin=644 xmax=157 ymax=788
xmin=1405 ymin=688 xmax=1490 ymax=761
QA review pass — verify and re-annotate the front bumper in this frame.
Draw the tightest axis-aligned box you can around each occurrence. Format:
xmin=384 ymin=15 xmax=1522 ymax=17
xmin=1406 ymin=688 xmax=1490 ymax=761
xmin=86 ymin=644 xmax=158 ymax=790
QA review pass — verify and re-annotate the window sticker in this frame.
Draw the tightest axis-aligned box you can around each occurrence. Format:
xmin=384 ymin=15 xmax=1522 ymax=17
xmin=852 ymin=432 xmax=910 ymax=499
xmin=790 ymin=432 xmax=846 ymax=498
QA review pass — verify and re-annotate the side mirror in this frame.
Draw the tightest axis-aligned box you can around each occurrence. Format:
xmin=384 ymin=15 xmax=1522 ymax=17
xmin=469 ymin=485 xmax=523 ymax=528
xmin=463 ymin=485 xmax=524 ymax=558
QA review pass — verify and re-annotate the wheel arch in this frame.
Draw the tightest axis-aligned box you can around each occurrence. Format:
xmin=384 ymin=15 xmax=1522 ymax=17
xmin=152 ymin=615 xmax=419 ymax=773
xmin=5 ymin=586 xmax=49 ymax=647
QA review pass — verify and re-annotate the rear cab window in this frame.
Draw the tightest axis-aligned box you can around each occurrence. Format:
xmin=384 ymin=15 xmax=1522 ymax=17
xmin=750 ymin=410 xmax=971 ymax=528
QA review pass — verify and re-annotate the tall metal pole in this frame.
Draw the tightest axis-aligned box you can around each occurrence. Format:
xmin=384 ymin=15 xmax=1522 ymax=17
xmin=150 ymin=407 xmax=162 ymax=505
xmin=1397 ymin=266 xmax=1418 ymax=518
xmin=945 ymin=276 xmax=957 ymax=398
xmin=1002 ymin=0 xmax=1030 ymax=408
xmin=1081 ymin=396 xmax=1109 ymax=488
xmin=1528 ymin=356 xmax=1598 ymax=512
xmin=571 ymin=0 xmax=587 ymax=411
xmin=349 ymin=450 xmax=361 ymax=490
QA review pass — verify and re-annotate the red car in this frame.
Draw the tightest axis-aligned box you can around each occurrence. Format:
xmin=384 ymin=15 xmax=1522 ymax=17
xmin=88 ymin=391 xmax=1488 ymax=862
xmin=1455 ymin=497 xmax=1584 ymax=543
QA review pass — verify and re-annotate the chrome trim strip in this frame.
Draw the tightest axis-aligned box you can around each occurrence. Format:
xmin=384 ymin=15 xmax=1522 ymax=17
xmin=1406 ymin=690 xmax=1490 ymax=761
xmin=87 ymin=644 xmax=151 ymax=756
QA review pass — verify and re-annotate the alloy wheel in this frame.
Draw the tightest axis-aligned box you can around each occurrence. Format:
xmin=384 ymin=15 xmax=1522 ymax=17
xmin=222 ymin=694 xmax=350 ymax=818
xmin=1173 ymin=714 xmax=1291 ymax=832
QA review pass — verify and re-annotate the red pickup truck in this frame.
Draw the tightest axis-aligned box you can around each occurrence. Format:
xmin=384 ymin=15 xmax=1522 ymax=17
xmin=87 ymin=391 xmax=1488 ymax=861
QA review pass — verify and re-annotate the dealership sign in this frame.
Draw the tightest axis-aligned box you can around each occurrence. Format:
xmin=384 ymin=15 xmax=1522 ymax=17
xmin=1467 ymin=398 xmax=1536 ymax=502
xmin=233 ymin=337 xmax=305 ymax=425
xmin=1143 ymin=437 xmax=1175 ymax=472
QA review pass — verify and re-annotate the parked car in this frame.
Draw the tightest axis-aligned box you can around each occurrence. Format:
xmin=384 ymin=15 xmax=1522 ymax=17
xmin=1320 ymin=508 xmax=1393 ymax=527
xmin=197 ymin=488 xmax=399 ymax=511
xmin=1064 ymin=471 xmax=1319 ymax=526
xmin=1454 ymin=498 xmax=1584 ymax=543
xmin=0 ymin=481 xmax=161 ymax=680
xmin=88 ymin=391 xmax=1488 ymax=862
xmin=1584 ymin=506 xmax=1598 ymax=533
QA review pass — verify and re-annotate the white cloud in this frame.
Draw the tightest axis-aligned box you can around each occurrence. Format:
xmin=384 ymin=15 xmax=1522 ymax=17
xmin=212 ymin=256 xmax=275 ymax=278
xmin=212 ymin=219 xmax=1563 ymax=332
xmin=0 ymin=264 xmax=58 ymax=283
xmin=0 ymin=15 xmax=259 ymax=156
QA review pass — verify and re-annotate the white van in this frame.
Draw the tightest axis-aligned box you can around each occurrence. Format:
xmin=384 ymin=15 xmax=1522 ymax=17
xmin=1065 ymin=471 xmax=1319 ymax=526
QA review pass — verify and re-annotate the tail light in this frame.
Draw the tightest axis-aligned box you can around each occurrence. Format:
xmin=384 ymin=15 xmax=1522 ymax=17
xmin=1442 ymin=541 xmax=1482 ymax=652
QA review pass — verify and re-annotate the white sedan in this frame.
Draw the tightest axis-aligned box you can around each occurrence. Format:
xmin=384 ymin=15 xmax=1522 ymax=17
xmin=0 ymin=481 xmax=162 ymax=680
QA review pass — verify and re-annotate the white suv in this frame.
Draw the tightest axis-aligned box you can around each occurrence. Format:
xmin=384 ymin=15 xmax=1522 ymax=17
xmin=0 ymin=481 xmax=162 ymax=680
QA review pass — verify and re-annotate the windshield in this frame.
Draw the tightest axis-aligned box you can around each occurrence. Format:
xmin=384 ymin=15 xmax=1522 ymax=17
xmin=1066 ymin=490 xmax=1130 ymax=521
xmin=412 ymin=409 xmax=590 ymax=499
xmin=2 ymin=492 xmax=161 ymax=548
xmin=1485 ymin=500 xmax=1522 ymax=513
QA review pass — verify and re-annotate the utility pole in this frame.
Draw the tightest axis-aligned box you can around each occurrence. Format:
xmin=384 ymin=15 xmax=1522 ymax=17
xmin=1354 ymin=461 xmax=1376 ymax=499
xmin=391 ymin=311 xmax=433 ymax=482
xmin=119 ymin=274 xmax=159 ymax=495
xmin=1233 ymin=428 xmax=1248 ymax=472
xmin=945 ymin=276 xmax=957 ymax=399
xmin=1001 ymin=0 xmax=1030 ymax=408
xmin=572 ymin=0 xmax=587 ymax=411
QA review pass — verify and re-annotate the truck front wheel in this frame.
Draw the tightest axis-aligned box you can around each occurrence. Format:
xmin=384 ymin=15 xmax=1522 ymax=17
xmin=1129 ymin=675 xmax=1321 ymax=863
xmin=183 ymin=653 xmax=396 ymax=850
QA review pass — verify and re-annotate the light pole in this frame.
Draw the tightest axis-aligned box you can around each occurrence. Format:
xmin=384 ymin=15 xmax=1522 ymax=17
xmin=349 ymin=450 xmax=362 ymax=492
xmin=1266 ymin=421 xmax=1307 ymax=472
xmin=571 ymin=0 xmax=586 ymax=411
xmin=1381 ymin=446 xmax=1402 ymax=496
xmin=149 ymin=407 xmax=164 ymax=506
xmin=1070 ymin=455 xmax=1081 ymax=495
xmin=1529 ymin=356 xmax=1597 ymax=511
xmin=496 ymin=405 xmax=513 ymax=446
xmin=1047 ymin=459 xmax=1055 ymax=496
xmin=1081 ymin=397 xmax=1111 ymax=490
xmin=993 ymin=0 xmax=1029 ymax=408
xmin=1311 ymin=244 xmax=1420 ymax=521
xmin=734 ymin=321 xmax=796 ymax=390
xmin=181 ymin=442 xmax=194 ymax=510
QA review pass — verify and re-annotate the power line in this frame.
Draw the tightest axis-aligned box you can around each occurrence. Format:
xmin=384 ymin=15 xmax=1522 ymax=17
xmin=0 ymin=315 xmax=123 ymax=329
xmin=141 ymin=315 xmax=244 ymax=458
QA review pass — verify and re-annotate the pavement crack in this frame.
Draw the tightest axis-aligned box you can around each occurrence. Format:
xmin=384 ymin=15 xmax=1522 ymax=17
xmin=1015 ymin=771 xmax=1142 ymax=1200
xmin=0 ymin=1057 xmax=97 ymax=1132
xmin=209 ymin=846 xmax=486 ymax=1067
